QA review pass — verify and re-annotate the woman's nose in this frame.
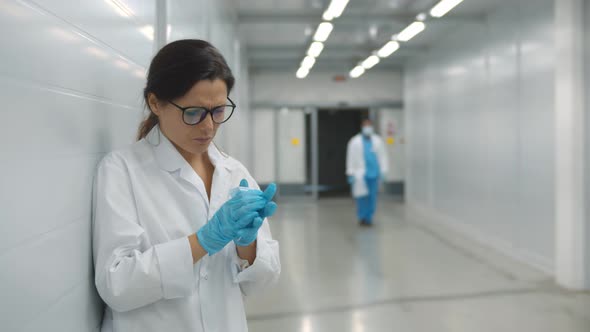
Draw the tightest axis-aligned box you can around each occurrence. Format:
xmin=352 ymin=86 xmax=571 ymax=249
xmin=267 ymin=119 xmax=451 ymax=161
xmin=199 ymin=112 xmax=215 ymax=131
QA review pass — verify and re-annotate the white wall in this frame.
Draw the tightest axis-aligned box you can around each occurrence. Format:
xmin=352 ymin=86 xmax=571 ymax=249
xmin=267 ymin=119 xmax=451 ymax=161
xmin=277 ymin=109 xmax=306 ymax=183
xmin=0 ymin=0 xmax=153 ymax=330
xmin=378 ymin=109 xmax=405 ymax=182
xmin=252 ymin=109 xmax=277 ymax=183
xmin=251 ymin=70 xmax=403 ymax=107
xmin=405 ymin=0 xmax=555 ymax=272
xmin=168 ymin=0 xmax=209 ymax=42
xmin=585 ymin=0 xmax=590 ymax=290
xmin=221 ymin=41 xmax=253 ymax=170
xmin=251 ymin=109 xmax=306 ymax=184
xmin=0 ymin=0 xmax=248 ymax=330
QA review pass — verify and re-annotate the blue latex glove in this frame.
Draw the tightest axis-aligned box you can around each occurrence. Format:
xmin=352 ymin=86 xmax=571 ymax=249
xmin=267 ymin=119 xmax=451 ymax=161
xmin=347 ymin=176 xmax=355 ymax=185
xmin=258 ymin=182 xmax=278 ymax=219
xmin=234 ymin=179 xmax=278 ymax=247
xmin=197 ymin=185 xmax=266 ymax=255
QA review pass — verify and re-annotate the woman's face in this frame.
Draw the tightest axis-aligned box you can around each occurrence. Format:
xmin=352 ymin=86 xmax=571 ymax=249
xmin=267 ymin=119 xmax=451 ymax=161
xmin=149 ymin=79 xmax=228 ymax=158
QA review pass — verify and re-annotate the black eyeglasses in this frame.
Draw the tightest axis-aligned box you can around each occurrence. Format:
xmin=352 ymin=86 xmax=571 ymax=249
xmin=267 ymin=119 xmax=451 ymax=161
xmin=168 ymin=97 xmax=236 ymax=125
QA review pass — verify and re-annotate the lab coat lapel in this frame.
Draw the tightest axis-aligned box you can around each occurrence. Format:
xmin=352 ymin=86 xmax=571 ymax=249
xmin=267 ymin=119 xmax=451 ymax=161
xmin=178 ymin=165 xmax=208 ymax=201
xmin=207 ymin=145 xmax=233 ymax=214
xmin=148 ymin=126 xmax=209 ymax=203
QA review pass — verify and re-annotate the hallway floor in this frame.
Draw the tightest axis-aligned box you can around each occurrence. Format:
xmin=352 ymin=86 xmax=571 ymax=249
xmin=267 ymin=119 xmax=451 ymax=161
xmin=245 ymin=198 xmax=590 ymax=332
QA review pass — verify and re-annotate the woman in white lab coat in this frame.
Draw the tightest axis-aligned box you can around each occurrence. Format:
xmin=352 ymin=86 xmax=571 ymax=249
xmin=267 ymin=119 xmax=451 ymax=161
xmin=92 ymin=39 xmax=280 ymax=332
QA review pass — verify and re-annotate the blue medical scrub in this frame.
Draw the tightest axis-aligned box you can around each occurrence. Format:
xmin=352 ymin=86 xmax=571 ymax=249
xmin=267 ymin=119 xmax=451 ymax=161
xmin=356 ymin=135 xmax=380 ymax=224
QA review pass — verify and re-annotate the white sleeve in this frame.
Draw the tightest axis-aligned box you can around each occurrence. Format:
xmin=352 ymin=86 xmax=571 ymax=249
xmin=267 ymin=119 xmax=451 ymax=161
xmin=233 ymin=221 xmax=281 ymax=296
xmin=230 ymin=171 xmax=281 ymax=296
xmin=92 ymin=155 xmax=196 ymax=313
xmin=346 ymin=137 xmax=355 ymax=176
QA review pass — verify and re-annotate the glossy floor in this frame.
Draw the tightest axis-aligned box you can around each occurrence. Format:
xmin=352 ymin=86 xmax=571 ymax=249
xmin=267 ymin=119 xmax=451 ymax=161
xmin=245 ymin=197 xmax=590 ymax=332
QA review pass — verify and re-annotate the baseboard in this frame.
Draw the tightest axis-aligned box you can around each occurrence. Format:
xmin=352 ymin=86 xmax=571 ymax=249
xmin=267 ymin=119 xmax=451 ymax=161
xmin=406 ymin=201 xmax=554 ymax=276
xmin=258 ymin=182 xmax=405 ymax=197
xmin=259 ymin=183 xmax=308 ymax=196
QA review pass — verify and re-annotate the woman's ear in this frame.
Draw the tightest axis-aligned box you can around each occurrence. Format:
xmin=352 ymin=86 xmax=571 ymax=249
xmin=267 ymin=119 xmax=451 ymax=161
xmin=148 ymin=93 xmax=162 ymax=116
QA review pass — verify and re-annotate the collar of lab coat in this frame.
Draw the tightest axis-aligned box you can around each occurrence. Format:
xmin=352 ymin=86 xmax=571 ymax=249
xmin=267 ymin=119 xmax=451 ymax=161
xmin=146 ymin=125 xmax=233 ymax=175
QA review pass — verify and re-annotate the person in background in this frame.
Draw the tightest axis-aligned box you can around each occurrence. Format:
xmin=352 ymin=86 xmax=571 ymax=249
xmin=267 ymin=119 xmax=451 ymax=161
xmin=92 ymin=39 xmax=280 ymax=332
xmin=346 ymin=118 xmax=389 ymax=226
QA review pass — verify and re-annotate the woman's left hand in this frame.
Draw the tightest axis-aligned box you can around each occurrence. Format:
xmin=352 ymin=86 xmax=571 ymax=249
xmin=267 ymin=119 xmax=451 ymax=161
xmin=234 ymin=180 xmax=277 ymax=247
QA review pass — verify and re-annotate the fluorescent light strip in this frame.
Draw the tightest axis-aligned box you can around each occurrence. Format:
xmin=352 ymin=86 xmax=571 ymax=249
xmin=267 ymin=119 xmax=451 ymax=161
xmin=323 ymin=0 xmax=350 ymax=21
xmin=361 ymin=55 xmax=380 ymax=69
xmin=350 ymin=66 xmax=365 ymax=78
xmin=300 ymin=0 xmax=349 ymax=78
xmin=332 ymin=0 xmax=350 ymax=18
xmin=301 ymin=56 xmax=316 ymax=70
xmin=307 ymin=42 xmax=324 ymax=57
xmin=296 ymin=67 xmax=309 ymax=79
xmin=430 ymin=0 xmax=464 ymax=18
xmin=397 ymin=21 xmax=425 ymax=42
xmin=377 ymin=41 xmax=400 ymax=58
xmin=313 ymin=22 xmax=333 ymax=42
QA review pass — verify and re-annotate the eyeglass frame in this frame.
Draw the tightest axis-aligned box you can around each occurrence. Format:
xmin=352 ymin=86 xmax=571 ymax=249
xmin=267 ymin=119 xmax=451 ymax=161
xmin=167 ymin=97 xmax=236 ymax=125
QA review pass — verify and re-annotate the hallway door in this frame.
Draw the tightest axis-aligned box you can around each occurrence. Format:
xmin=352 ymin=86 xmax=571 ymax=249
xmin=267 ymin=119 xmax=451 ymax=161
xmin=315 ymin=109 xmax=367 ymax=197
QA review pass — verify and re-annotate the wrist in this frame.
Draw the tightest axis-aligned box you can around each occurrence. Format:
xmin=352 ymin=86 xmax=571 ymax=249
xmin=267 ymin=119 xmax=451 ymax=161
xmin=236 ymin=240 xmax=257 ymax=265
xmin=195 ymin=227 xmax=210 ymax=254
xmin=196 ymin=225 xmax=224 ymax=256
xmin=236 ymin=239 xmax=256 ymax=248
xmin=188 ymin=233 xmax=206 ymax=263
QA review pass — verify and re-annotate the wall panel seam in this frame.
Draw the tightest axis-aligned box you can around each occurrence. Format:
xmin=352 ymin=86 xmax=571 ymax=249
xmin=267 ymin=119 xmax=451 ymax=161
xmin=0 ymin=152 xmax=107 ymax=162
xmin=0 ymin=74 xmax=143 ymax=111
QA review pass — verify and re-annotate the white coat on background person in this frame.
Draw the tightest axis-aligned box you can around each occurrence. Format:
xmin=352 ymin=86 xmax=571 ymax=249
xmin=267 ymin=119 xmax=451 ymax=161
xmin=92 ymin=39 xmax=280 ymax=332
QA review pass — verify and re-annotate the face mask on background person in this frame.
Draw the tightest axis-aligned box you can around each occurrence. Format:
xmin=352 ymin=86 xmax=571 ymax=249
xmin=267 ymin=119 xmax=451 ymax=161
xmin=362 ymin=126 xmax=374 ymax=136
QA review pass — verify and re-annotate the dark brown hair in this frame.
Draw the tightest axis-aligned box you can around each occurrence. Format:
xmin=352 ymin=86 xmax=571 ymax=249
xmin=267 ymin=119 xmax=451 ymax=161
xmin=137 ymin=39 xmax=235 ymax=140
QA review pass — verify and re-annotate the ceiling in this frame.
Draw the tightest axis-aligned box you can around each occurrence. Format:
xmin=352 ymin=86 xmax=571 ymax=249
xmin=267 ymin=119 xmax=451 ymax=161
xmin=236 ymin=0 xmax=508 ymax=73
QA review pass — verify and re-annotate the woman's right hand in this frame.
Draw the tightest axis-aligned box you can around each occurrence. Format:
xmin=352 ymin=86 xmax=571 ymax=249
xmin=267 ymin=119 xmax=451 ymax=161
xmin=197 ymin=185 xmax=267 ymax=255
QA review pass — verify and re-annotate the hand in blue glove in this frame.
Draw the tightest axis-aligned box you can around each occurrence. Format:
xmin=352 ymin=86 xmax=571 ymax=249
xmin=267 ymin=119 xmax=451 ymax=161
xmin=347 ymin=175 xmax=355 ymax=185
xmin=234 ymin=179 xmax=278 ymax=247
xmin=197 ymin=185 xmax=267 ymax=255
xmin=257 ymin=181 xmax=278 ymax=219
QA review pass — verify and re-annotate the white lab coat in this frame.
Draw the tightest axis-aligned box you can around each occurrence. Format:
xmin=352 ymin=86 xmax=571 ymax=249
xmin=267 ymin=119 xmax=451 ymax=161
xmin=345 ymin=133 xmax=389 ymax=198
xmin=92 ymin=126 xmax=280 ymax=332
